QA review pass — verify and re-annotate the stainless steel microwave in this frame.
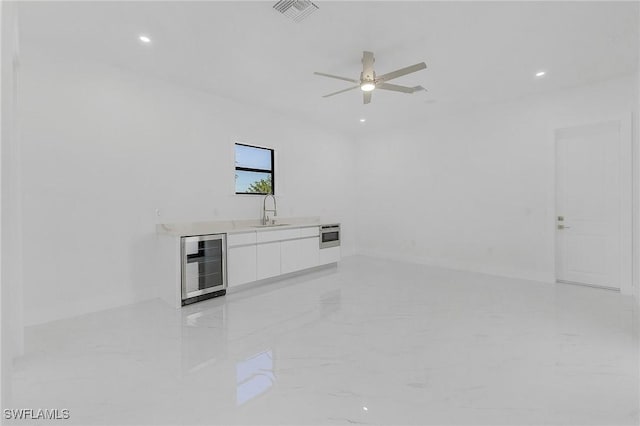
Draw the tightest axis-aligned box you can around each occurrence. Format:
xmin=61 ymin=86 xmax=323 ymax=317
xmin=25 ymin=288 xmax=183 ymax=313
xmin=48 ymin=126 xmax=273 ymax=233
xmin=320 ymin=224 xmax=340 ymax=249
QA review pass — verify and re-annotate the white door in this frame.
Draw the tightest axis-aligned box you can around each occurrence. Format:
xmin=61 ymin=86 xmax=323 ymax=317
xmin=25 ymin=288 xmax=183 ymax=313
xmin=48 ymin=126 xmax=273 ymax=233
xmin=555 ymin=120 xmax=631 ymax=291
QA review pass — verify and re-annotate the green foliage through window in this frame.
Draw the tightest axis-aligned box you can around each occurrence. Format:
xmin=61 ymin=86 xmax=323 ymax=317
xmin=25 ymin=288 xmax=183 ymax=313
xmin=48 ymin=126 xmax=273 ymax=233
xmin=247 ymin=177 xmax=272 ymax=194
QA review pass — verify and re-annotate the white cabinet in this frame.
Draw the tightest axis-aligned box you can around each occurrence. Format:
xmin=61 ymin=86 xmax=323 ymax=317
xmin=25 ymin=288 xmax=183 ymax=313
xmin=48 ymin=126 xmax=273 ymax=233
xmin=228 ymin=245 xmax=257 ymax=287
xmin=257 ymin=242 xmax=281 ymax=280
xmin=227 ymin=232 xmax=257 ymax=246
xmin=298 ymin=237 xmax=320 ymax=270
xmin=319 ymin=246 xmax=341 ymax=265
xmin=299 ymin=227 xmax=319 ymax=238
xmin=281 ymin=237 xmax=319 ymax=274
xmin=226 ymin=225 xmax=332 ymax=289
xmin=257 ymin=228 xmax=300 ymax=243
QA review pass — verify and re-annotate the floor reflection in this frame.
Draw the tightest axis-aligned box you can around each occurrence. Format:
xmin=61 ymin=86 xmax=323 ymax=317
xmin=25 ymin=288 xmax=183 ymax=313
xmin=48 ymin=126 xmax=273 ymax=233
xmin=236 ymin=350 xmax=275 ymax=406
xmin=181 ymin=302 xmax=228 ymax=374
xmin=320 ymin=289 xmax=342 ymax=317
xmin=8 ymin=257 xmax=639 ymax=425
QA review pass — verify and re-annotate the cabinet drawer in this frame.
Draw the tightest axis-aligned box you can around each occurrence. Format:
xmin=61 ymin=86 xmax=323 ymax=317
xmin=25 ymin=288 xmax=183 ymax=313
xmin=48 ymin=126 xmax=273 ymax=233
xmin=257 ymin=228 xmax=300 ymax=243
xmin=227 ymin=232 xmax=257 ymax=247
xmin=299 ymin=226 xmax=319 ymax=238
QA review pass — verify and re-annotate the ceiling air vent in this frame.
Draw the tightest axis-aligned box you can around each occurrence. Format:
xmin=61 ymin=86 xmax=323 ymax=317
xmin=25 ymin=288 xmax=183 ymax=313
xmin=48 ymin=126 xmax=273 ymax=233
xmin=273 ymin=0 xmax=319 ymax=22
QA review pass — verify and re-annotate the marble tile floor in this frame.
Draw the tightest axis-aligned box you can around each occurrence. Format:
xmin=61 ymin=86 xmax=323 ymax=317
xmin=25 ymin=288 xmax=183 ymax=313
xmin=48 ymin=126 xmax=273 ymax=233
xmin=8 ymin=256 xmax=639 ymax=425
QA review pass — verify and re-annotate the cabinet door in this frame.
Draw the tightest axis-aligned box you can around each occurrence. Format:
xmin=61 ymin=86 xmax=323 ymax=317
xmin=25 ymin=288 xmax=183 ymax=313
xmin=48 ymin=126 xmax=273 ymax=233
xmin=257 ymin=242 xmax=281 ymax=280
xmin=228 ymin=245 xmax=257 ymax=287
xmin=281 ymin=237 xmax=319 ymax=274
xmin=319 ymin=246 xmax=341 ymax=265
xmin=299 ymin=237 xmax=320 ymax=270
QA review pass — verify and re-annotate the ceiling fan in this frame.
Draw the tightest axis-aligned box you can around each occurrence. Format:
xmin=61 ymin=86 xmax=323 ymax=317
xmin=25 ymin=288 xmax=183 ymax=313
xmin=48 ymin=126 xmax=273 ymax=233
xmin=314 ymin=51 xmax=427 ymax=104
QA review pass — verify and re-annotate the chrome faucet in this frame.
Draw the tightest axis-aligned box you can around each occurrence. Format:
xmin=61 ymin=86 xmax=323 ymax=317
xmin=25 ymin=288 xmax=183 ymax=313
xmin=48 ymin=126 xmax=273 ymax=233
xmin=262 ymin=194 xmax=277 ymax=225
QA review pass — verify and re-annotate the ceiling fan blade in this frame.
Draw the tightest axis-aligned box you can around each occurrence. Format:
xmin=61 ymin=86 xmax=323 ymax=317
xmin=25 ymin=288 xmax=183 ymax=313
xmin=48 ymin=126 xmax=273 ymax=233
xmin=322 ymin=85 xmax=360 ymax=98
xmin=377 ymin=83 xmax=424 ymax=94
xmin=314 ymin=72 xmax=359 ymax=84
xmin=377 ymin=62 xmax=426 ymax=82
xmin=363 ymin=91 xmax=372 ymax=104
xmin=362 ymin=51 xmax=375 ymax=81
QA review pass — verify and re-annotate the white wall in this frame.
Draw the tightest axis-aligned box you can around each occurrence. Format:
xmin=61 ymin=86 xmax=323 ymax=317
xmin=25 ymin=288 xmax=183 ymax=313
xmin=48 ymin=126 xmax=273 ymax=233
xmin=18 ymin=48 xmax=639 ymax=326
xmin=1 ymin=0 xmax=23 ymax=407
xmin=355 ymin=75 xmax=639 ymax=285
xmin=19 ymin=48 xmax=357 ymax=326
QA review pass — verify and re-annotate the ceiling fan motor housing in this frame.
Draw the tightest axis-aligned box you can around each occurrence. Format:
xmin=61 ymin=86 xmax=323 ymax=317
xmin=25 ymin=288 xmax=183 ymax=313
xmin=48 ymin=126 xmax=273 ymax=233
xmin=360 ymin=71 xmax=376 ymax=84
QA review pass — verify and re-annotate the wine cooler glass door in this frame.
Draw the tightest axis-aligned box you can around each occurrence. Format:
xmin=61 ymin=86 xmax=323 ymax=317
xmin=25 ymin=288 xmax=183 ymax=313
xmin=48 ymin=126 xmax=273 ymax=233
xmin=181 ymin=234 xmax=227 ymax=300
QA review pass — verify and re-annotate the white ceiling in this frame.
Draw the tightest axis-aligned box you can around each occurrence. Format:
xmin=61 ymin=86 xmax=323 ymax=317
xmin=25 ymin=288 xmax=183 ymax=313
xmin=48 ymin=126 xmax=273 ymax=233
xmin=18 ymin=1 xmax=639 ymax=135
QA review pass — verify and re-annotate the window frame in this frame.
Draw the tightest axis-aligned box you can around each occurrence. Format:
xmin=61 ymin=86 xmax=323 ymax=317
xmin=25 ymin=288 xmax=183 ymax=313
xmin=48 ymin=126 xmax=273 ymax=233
xmin=234 ymin=142 xmax=275 ymax=195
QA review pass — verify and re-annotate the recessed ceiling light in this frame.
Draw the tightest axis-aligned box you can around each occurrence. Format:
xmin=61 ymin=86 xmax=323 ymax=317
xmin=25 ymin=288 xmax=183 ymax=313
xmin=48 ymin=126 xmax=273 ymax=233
xmin=359 ymin=118 xmax=366 ymax=123
xmin=363 ymin=407 xmax=368 ymax=411
xmin=535 ymin=71 xmax=546 ymax=77
xmin=138 ymin=35 xmax=151 ymax=44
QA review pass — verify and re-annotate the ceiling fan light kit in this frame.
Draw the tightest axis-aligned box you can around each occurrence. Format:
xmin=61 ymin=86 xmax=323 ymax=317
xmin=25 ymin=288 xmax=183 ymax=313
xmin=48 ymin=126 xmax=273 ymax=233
xmin=314 ymin=51 xmax=427 ymax=104
xmin=360 ymin=82 xmax=375 ymax=92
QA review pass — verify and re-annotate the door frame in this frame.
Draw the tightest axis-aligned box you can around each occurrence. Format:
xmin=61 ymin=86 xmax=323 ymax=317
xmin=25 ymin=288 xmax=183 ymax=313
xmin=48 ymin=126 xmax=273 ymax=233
xmin=553 ymin=114 xmax=634 ymax=295
xmin=635 ymin=110 xmax=640 ymax=304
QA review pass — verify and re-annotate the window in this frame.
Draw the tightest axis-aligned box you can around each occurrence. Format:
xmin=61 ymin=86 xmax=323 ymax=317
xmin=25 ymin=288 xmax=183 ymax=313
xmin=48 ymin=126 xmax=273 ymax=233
xmin=235 ymin=143 xmax=274 ymax=195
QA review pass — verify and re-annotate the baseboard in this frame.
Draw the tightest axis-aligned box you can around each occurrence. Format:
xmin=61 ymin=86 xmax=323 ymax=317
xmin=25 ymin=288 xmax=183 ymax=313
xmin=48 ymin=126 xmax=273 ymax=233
xmin=556 ymin=279 xmax=620 ymax=292
xmin=354 ymin=249 xmax=555 ymax=285
xmin=226 ymin=263 xmax=339 ymax=295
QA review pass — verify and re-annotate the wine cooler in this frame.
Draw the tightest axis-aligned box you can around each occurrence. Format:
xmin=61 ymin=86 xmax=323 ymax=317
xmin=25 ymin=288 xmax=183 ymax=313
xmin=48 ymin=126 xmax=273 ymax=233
xmin=181 ymin=234 xmax=227 ymax=305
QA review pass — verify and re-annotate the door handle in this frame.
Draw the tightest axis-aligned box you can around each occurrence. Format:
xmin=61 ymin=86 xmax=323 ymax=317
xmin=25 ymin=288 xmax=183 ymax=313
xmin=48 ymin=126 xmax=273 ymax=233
xmin=557 ymin=225 xmax=571 ymax=230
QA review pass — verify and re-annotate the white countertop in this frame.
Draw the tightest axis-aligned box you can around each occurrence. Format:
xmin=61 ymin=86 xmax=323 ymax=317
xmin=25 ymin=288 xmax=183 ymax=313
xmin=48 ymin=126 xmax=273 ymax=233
xmin=156 ymin=216 xmax=334 ymax=237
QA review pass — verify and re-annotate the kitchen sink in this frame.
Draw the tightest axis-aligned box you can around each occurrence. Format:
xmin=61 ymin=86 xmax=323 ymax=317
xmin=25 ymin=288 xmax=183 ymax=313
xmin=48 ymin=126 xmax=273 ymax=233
xmin=252 ymin=223 xmax=291 ymax=228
